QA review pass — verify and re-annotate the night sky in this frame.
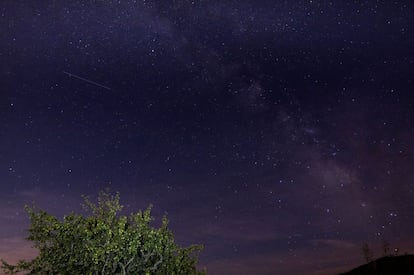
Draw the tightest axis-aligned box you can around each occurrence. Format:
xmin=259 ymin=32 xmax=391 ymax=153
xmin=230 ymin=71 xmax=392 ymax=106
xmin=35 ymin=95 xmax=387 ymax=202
xmin=1 ymin=1 xmax=414 ymax=274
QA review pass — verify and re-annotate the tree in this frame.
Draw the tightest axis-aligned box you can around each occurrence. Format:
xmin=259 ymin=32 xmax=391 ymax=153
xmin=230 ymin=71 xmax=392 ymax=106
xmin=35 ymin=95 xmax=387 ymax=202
xmin=1 ymin=190 xmax=206 ymax=275
xmin=362 ymin=242 xmax=374 ymax=263
xmin=382 ymin=240 xmax=390 ymax=257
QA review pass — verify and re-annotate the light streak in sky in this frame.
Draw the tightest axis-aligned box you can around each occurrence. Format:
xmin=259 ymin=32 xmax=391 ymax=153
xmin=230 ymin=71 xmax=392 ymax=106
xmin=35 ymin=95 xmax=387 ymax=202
xmin=63 ymin=71 xmax=111 ymax=90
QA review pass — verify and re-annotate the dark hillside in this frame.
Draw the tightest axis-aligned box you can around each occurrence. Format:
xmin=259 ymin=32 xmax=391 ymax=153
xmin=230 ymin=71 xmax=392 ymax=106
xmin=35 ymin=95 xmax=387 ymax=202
xmin=340 ymin=255 xmax=414 ymax=275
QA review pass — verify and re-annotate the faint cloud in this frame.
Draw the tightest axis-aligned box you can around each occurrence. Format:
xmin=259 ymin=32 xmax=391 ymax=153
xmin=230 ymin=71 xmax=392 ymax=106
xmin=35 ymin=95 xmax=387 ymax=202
xmin=205 ymin=244 xmax=361 ymax=275
xmin=309 ymin=239 xmax=357 ymax=249
xmin=201 ymin=219 xmax=280 ymax=242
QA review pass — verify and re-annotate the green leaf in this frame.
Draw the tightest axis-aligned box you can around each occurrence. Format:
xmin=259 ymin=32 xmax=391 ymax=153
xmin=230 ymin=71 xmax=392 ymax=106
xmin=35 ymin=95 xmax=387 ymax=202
xmin=5 ymin=190 xmax=206 ymax=275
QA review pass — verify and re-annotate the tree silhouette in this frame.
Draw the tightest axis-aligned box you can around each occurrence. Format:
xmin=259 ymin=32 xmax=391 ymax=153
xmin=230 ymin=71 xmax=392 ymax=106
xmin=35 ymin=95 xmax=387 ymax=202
xmin=382 ymin=240 xmax=391 ymax=257
xmin=362 ymin=243 xmax=374 ymax=263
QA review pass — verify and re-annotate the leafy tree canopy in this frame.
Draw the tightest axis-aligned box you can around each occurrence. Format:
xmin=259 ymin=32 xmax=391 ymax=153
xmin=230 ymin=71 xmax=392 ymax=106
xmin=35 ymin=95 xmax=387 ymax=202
xmin=1 ymin=190 xmax=206 ymax=275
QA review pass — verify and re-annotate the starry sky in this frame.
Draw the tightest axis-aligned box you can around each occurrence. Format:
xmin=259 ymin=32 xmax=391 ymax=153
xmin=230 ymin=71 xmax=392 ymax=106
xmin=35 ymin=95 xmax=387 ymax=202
xmin=1 ymin=1 xmax=414 ymax=274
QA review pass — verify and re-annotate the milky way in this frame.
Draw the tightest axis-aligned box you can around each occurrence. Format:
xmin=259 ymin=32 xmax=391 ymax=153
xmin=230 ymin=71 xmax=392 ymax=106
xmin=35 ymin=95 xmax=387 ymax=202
xmin=1 ymin=1 xmax=414 ymax=274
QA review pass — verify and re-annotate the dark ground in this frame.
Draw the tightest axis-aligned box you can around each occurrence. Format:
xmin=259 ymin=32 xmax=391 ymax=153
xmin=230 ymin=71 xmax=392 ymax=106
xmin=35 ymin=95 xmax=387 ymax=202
xmin=340 ymin=255 xmax=414 ymax=275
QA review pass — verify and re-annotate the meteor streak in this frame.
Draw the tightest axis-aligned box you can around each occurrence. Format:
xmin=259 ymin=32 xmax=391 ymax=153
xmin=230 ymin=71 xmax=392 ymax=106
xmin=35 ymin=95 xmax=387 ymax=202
xmin=63 ymin=71 xmax=111 ymax=90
